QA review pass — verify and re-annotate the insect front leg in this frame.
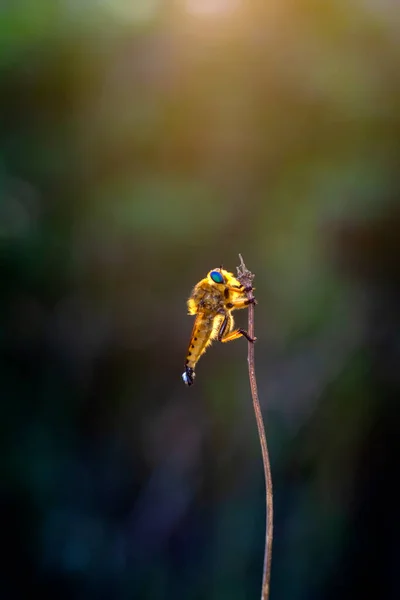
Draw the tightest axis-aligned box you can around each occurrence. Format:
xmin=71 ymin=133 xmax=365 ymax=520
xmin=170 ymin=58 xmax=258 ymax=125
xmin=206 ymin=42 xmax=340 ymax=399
xmin=225 ymin=285 xmax=256 ymax=295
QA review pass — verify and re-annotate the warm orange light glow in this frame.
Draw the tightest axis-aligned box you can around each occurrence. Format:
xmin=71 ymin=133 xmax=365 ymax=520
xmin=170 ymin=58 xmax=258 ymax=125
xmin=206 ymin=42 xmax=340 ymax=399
xmin=185 ymin=0 xmax=240 ymax=17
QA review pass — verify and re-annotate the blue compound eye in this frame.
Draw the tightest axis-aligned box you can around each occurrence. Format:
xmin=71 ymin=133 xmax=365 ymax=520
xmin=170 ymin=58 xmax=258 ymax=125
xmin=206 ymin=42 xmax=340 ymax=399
xmin=210 ymin=270 xmax=224 ymax=284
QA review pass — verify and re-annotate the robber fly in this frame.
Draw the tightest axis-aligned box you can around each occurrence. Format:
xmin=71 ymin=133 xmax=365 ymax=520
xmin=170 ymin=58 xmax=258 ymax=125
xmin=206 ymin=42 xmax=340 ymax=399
xmin=182 ymin=266 xmax=256 ymax=386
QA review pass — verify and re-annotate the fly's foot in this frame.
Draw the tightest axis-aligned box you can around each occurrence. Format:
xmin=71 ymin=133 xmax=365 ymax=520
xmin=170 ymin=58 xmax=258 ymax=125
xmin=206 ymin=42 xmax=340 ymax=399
xmin=239 ymin=328 xmax=257 ymax=343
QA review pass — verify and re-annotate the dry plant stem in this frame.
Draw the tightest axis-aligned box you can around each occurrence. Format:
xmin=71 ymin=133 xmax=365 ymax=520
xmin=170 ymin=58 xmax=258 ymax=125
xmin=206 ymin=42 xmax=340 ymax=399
xmin=237 ymin=254 xmax=273 ymax=600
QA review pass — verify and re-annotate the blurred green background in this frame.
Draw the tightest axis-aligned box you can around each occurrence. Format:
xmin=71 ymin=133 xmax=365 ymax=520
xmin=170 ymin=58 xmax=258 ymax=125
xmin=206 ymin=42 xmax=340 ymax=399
xmin=1 ymin=1 xmax=399 ymax=598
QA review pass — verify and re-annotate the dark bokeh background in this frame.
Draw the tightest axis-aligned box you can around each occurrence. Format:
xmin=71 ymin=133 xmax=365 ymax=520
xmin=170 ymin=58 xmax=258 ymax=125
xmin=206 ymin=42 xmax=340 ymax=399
xmin=1 ymin=1 xmax=399 ymax=599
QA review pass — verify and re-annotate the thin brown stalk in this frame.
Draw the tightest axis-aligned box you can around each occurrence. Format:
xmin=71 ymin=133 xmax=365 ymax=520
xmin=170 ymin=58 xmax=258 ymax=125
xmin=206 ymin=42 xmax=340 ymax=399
xmin=237 ymin=254 xmax=273 ymax=600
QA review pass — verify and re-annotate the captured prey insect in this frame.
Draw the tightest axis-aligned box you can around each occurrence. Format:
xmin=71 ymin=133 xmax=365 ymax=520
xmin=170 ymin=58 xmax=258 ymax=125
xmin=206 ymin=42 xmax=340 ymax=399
xmin=182 ymin=266 xmax=257 ymax=386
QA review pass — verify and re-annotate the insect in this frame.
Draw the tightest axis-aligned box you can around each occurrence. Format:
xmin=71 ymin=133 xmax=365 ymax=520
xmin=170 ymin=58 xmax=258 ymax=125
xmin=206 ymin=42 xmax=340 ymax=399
xmin=182 ymin=266 xmax=256 ymax=386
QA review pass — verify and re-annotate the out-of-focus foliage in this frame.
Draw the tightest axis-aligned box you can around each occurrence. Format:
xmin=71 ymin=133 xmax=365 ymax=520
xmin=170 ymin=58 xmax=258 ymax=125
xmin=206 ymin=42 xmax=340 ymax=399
xmin=1 ymin=1 xmax=399 ymax=599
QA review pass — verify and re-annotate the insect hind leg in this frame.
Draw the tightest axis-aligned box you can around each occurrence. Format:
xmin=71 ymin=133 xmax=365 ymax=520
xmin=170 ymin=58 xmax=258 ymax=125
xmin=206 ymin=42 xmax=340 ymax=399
xmin=217 ymin=313 xmax=230 ymax=342
xmin=221 ymin=327 xmax=256 ymax=343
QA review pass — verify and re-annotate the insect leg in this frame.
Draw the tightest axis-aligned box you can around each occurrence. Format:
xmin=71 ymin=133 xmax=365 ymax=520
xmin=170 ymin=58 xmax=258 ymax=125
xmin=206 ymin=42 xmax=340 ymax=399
xmin=217 ymin=313 xmax=230 ymax=342
xmin=225 ymin=297 xmax=257 ymax=310
xmin=221 ymin=328 xmax=256 ymax=343
xmin=218 ymin=313 xmax=256 ymax=344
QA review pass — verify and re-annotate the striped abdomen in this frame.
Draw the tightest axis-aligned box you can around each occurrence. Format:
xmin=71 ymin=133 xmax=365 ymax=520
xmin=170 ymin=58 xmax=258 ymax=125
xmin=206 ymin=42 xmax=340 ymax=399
xmin=185 ymin=312 xmax=223 ymax=370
